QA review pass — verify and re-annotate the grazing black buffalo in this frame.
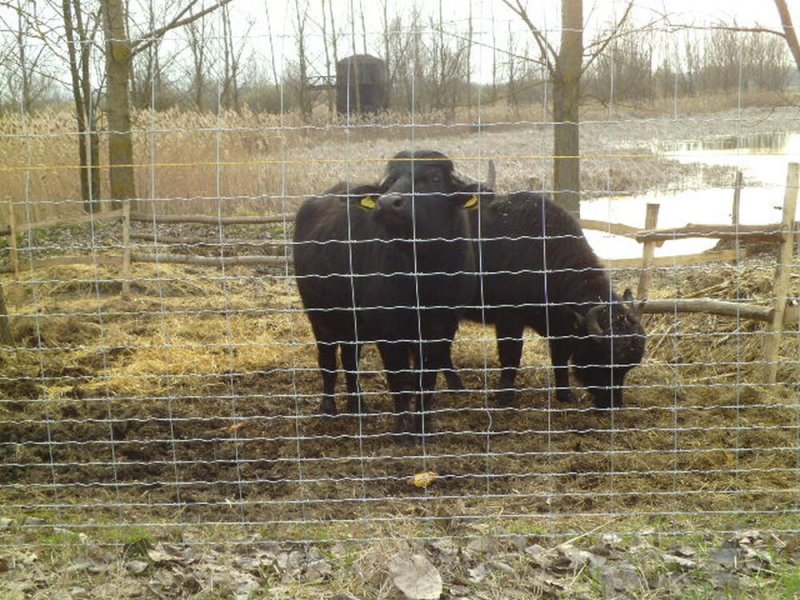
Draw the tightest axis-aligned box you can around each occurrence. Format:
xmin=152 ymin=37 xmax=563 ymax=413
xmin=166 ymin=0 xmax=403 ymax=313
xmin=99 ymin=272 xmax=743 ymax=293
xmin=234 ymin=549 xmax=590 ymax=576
xmin=293 ymin=150 xmax=478 ymax=441
xmin=460 ymin=187 xmax=646 ymax=408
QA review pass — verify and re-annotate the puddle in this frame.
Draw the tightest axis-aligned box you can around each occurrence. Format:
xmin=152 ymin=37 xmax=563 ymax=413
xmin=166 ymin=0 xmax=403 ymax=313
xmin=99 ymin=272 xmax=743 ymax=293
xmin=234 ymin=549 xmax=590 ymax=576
xmin=584 ymin=132 xmax=799 ymax=260
xmin=663 ymin=131 xmax=800 ymax=187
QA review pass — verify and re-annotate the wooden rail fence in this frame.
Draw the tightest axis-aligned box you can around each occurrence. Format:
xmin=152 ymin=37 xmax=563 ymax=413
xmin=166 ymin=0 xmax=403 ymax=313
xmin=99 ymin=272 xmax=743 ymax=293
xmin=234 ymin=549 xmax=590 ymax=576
xmin=1 ymin=166 xmax=798 ymax=380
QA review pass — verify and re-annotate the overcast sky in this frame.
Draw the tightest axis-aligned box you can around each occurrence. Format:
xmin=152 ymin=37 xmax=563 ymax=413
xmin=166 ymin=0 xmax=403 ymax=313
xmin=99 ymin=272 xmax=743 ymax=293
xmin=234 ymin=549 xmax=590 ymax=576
xmin=226 ymin=0 xmax=789 ymax=83
xmin=0 ymin=0 xmax=791 ymax=98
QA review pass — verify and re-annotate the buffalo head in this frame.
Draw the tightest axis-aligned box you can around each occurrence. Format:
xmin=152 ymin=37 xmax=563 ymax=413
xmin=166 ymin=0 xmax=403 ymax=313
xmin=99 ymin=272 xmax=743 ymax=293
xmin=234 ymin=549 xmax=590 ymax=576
xmin=571 ymin=288 xmax=646 ymax=408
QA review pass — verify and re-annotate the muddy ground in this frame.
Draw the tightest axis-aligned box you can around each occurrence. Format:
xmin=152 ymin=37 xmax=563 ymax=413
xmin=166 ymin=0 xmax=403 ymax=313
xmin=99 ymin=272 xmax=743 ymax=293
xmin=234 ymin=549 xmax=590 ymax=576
xmin=2 ymin=104 xmax=800 ymax=597
xmin=1 ymin=250 xmax=798 ymax=537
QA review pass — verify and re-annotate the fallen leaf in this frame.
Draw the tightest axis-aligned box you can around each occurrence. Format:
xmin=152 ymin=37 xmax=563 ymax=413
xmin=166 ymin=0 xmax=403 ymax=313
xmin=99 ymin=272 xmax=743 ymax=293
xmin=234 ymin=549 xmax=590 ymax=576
xmin=388 ymin=552 xmax=443 ymax=600
xmin=601 ymin=563 xmax=644 ymax=593
xmin=709 ymin=547 xmax=739 ymax=570
xmin=125 ymin=560 xmax=149 ymax=575
xmin=672 ymin=545 xmax=697 ymax=558
xmin=302 ymin=558 xmax=333 ymax=582
xmin=600 ymin=533 xmax=623 ymax=548
xmin=467 ymin=563 xmax=489 ymax=583
xmin=466 ymin=536 xmax=496 ymax=554
xmin=408 ymin=472 xmax=439 ymax=488
xmin=662 ymin=553 xmax=697 ymax=570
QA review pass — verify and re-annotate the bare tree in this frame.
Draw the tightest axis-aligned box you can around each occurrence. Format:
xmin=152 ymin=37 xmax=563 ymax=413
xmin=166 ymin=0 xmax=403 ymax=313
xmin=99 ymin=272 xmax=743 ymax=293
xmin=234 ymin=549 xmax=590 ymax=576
xmin=291 ymin=0 xmax=312 ymax=120
xmin=101 ymin=0 xmax=232 ymax=207
xmin=0 ymin=0 xmax=53 ymax=113
xmin=320 ymin=0 xmax=335 ymax=115
xmin=220 ymin=3 xmax=250 ymax=113
xmin=130 ymin=0 xmax=162 ymax=109
xmin=184 ymin=10 xmax=210 ymax=110
xmin=264 ymin=1 xmax=281 ymax=90
xmin=62 ymin=0 xmax=102 ymax=212
xmin=359 ymin=2 xmax=368 ymax=55
xmin=326 ymin=0 xmax=339 ymax=71
xmin=502 ymin=0 xmax=633 ymax=214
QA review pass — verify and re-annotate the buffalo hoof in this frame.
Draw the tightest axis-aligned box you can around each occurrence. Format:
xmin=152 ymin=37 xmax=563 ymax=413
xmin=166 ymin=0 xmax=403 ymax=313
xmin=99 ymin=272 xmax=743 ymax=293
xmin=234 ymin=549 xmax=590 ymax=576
xmin=443 ymin=370 xmax=465 ymax=392
xmin=415 ymin=416 xmax=437 ymax=444
xmin=395 ymin=432 xmax=417 ymax=447
xmin=393 ymin=414 xmax=416 ymax=446
xmin=346 ymin=397 xmax=369 ymax=414
xmin=556 ymin=388 xmax=578 ymax=404
xmin=319 ymin=397 xmax=337 ymax=416
xmin=494 ymin=389 xmax=517 ymax=407
xmin=591 ymin=397 xmax=621 ymax=410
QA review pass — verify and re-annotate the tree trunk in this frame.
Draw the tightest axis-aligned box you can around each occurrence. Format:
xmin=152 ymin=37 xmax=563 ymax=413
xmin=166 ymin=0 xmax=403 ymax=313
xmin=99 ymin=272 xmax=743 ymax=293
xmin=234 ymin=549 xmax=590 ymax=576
xmin=553 ymin=0 xmax=582 ymax=216
xmin=321 ymin=0 xmax=334 ymax=116
xmin=63 ymin=0 xmax=101 ymax=213
xmin=102 ymin=0 xmax=135 ymax=210
xmin=775 ymin=0 xmax=800 ymax=71
xmin=294 ymin=0 xmax=312 ymax=120
xmin=77 ymin=0 xmax=101 ymax=206
xmin=16 ymin=4 xmax=32 ymax=113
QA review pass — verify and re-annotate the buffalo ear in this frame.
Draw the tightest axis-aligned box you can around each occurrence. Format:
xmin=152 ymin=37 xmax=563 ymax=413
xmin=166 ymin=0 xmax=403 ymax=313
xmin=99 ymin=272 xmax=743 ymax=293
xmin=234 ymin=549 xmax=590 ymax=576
xmin=458 ymin=182 xmax=492 ymax=211
xmin=622 ymin=288 xmax=645 ymax=316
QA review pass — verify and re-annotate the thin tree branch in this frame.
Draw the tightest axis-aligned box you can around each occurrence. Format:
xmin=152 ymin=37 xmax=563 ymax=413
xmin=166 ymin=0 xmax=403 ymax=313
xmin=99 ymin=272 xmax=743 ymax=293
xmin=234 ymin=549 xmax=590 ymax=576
xmin=662 ymin=22 xmax=785 ymax=38
xmin=500 ymin=0 xmax=557 ymax=75
xmin=582 ymin=0 xmax=634 ymax=73
xmin=131 ymin=0 xmax=233 ymax=58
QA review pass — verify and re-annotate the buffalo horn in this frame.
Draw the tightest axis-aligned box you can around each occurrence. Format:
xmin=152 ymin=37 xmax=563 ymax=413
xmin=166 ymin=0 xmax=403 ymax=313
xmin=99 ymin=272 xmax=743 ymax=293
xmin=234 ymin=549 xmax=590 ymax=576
xmin=622 ymin=288 xmax=642 ymax=316
xmin=455 ymin=159 xmax=496 ymax=191
xmin=486 ymin=160 xmax=496 ymax=189
xmin=584 ymin=305 xmax=605 ymax=336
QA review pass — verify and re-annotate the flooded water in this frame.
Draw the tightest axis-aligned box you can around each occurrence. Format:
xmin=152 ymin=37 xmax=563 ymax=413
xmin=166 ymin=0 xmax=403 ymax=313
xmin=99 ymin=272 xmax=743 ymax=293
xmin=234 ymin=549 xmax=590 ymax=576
xmin=584 ymin=132 xmax=800 ymax=260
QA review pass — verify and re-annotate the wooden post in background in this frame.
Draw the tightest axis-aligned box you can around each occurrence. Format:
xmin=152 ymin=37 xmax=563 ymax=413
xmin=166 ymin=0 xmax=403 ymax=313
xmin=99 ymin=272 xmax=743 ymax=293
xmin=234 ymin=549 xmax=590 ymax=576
xmin=0 ymin=282 xmax=12 ymax=345
xmin=764 ymin=162 xmax=799 ymax=383
xmin=637 ymin=203 xmax=660 ymax=300
xmin=731 ymin=170 xmax=742 ymax=258
xmin=121 ymin=199 xmax=131 ymax=298
xmin=6 ymin=202 xmax=19 ymax=277
xmin=731 ymin=170 xmax=742 ymax=227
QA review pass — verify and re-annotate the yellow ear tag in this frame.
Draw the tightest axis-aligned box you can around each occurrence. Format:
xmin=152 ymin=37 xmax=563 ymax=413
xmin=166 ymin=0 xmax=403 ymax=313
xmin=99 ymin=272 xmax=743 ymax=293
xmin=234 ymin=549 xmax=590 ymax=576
xmin=360 ymin=196 xmax=377 ymax=210
xmin=464 ymin=195 xmax=479 ymax=210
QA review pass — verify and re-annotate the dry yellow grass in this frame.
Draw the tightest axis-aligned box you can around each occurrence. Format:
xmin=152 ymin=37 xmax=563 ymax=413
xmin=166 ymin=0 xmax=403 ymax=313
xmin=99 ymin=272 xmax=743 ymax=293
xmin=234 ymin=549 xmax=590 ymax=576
xmin=0 ymin=255 xmax=797 ymax=537
xmin=1 ymin=89 xmax=792 ymax=231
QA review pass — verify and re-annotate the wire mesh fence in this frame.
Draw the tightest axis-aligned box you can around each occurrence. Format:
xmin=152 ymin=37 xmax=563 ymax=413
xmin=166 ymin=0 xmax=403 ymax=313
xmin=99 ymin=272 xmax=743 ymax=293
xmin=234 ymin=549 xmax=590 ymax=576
xmin=0 ymin=2 xmax=799 ymax=597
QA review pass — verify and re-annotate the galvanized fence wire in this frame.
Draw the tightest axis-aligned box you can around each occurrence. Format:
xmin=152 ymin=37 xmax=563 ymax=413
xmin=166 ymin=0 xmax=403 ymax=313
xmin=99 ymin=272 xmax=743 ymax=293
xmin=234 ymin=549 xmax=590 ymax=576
xmin=0 ymin=10 xmax=799 ymax=550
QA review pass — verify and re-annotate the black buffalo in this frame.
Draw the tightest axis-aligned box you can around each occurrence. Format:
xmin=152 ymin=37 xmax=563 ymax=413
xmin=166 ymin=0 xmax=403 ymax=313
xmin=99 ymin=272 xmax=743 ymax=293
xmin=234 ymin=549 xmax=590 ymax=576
xmin=293 ymin=150 xmax=478 ymax=440
xmin=459 ymin=187 xmax=646 ymax=408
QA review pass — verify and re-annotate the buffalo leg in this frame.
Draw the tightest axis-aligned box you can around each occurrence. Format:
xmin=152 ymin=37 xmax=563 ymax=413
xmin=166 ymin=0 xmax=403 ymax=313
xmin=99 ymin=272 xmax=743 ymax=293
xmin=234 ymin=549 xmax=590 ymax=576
xmin=413 ymin=343 xmax=460 ymax=392
xmin=549 ymin=336 xmax=578 ymax=403
xmin=317 ymin=341 xmax=338 ymax=415
xmin=412 ymin=341 xmax=449 ymax=439
xmin=440 ymin=341 xmax=464 ymax=391
xmin=378 ymin=341 xmax=415 ymax=445
xmin=342 ymin=342 xmax=365 ymax=413
xmin=494 ymin=319 xmax=525 ymax=406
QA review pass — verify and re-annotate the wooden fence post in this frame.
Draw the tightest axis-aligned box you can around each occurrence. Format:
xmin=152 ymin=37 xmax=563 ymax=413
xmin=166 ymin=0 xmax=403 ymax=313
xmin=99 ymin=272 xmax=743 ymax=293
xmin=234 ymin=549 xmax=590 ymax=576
xmin=121 ymin=199 xmax=131 ymax=298
xmin=637 ymin=203 xmax=660 ymax=300
xmin=0 ymin=281 xmax=12 ymax=345
xmin=764 ymin=162 xmax=799 ymax=383
xmin=6 ymin=201 xmax=19 ymax=277
xmin=731 ymin=170 xmax=742 ymax=227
